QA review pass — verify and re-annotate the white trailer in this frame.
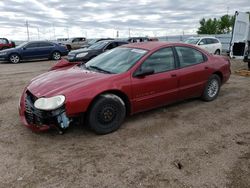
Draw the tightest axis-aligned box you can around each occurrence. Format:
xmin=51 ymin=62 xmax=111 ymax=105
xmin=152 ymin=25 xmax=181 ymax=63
xmin=230 ymin=11 xmax=250 ymax=69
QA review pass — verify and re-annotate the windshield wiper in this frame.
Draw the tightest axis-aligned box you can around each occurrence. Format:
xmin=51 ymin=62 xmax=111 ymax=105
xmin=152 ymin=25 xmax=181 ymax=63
xmin=88 ymin=65 xmax=113 ymax=74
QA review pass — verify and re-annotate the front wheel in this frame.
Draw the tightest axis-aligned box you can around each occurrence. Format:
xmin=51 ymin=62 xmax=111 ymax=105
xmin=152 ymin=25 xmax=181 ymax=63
xmin=52 ymin=51 xmax=61 ymax=60
xmin=201 ymin=74 xmax=221 ymax=101
xmin=87 ymin=94 xmax=126 ymax=134
xmin=9 ymin=54 xmax=20 ymax=64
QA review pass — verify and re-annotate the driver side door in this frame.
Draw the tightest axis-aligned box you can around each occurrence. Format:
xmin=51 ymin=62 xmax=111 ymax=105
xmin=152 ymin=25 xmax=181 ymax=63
xmin=131 ymin=47 xmax=179 ymax=113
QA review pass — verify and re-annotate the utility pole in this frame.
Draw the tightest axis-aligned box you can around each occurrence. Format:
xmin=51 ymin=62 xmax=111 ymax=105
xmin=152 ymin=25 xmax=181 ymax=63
xmin=128 ymin=28 xmax=131 ymax=37
xmin=25 ymin=20 xmax=30 ymax=41
xmin=52 ymin=24 xmax=56 ymax=40
xmin=37 ymin=27 xmax=40 ymax=40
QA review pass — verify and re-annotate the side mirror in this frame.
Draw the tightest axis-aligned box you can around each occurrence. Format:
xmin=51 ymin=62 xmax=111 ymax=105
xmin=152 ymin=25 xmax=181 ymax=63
xmin=199 ymin=41 xmax=205 ymax=45
xmin=133 ymin=67 xmax=154 ymax=77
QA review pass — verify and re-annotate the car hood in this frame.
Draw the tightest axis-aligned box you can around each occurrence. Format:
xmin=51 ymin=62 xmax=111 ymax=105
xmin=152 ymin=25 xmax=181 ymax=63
xmin=27 ymin=66 xmax=109 ymax=97
xmin=0 ymin=47 xmax=17 ymax=53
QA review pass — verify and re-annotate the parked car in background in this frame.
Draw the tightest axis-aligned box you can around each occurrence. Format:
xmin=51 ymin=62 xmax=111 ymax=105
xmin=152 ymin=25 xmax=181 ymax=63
xmin=67 ymin=40 xmax=128 ymax=62
xmin=0 ymin=41 xmax=68 ymax=64
xmin=127 ymin=37 xmax=150 ymax=43
xmin=185 ymin=37 xmax=222 ymax=55
xmin=81 ymin=38 xmax=114 ymax=48
xmin=19 ymin=42 xmax=231 ymax=134
xmin=62 ymin=37 xmax=87 ymax=51
xmin=57 ymin=38 xmax=68 ymax=42
xmin=0 ymin=38 xmax=15 ymax=50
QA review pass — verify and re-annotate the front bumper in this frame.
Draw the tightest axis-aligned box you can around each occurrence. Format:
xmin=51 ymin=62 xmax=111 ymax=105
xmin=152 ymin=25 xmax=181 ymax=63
xmin=19 ymin=90 xmax=68 ymax=132
xmin=0 ymin=55 xmax=8 ymax=61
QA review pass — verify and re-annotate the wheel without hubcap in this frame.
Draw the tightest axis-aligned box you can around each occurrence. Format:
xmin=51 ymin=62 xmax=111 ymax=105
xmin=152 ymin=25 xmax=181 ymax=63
xmin=87 ymin=94 xmax=126 ymax=134
xmin=9 ymin=54 xmax=20 ymax=64
xmin=214 ymin=50 xmax=220 ymax=55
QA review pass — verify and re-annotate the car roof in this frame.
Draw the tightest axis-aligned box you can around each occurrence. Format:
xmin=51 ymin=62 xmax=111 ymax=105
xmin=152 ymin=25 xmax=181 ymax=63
xmin=121 ymin=42 xmax=175 ymax=51
xmin=122 ymin=41 xmax=212 ymax=52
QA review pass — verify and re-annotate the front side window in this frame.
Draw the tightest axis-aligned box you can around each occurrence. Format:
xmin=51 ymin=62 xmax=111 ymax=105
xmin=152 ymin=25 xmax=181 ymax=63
xmin=140 ymin=47 xmax=175 ymax=74
xmin=185 ymin=38 xmax=200 ymax=45
xmin=199 ymin=39 xmax=207 ymax=45
xmin=175 ymin=46 xmax=205 ymax=68
xmin=105 ymin=42 xmax=117 ymax=50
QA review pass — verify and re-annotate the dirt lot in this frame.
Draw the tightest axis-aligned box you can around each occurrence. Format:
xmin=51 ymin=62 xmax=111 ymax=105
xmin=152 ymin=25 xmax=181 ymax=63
xmin=0 ymin=59 xmax=249 ymax=188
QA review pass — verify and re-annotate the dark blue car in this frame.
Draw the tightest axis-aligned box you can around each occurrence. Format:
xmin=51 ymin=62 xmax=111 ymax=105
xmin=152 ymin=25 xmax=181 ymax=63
xmin=0 ymin=41 xmax=68 ymax=63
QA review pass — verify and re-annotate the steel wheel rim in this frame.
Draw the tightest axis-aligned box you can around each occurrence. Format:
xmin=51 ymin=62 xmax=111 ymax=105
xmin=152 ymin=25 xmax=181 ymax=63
xmin=207 ymin=79 xmax=219 ymax=98
xmin=10 ymin=55 xmax=19 ymax=63
xmin=53 ymin=52 xmax=60 ymax=60
xmin=97 ymin=105 xmax=117 ymax=124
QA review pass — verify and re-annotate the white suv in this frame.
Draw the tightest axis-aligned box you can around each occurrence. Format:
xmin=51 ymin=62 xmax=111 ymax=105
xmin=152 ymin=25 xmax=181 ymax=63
xmin=185 ymin=37 xmax=222 ymax=55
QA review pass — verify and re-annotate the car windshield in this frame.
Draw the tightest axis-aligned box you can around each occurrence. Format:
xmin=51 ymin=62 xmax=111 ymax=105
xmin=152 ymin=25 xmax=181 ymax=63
xmin=84 ymin=47 xmax=148 ymax=74
xmin=185 ymin=38 xmax=200 ymax=44
xmin=88 ymin=41 xmax=109 ymax=50
xmin=88 ymin=39 xmax=97 ymax=45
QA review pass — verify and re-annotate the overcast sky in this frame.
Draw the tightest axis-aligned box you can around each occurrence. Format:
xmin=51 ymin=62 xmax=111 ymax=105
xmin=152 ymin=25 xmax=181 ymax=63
xmin=0 ymin=0 xmax=249 ymax=40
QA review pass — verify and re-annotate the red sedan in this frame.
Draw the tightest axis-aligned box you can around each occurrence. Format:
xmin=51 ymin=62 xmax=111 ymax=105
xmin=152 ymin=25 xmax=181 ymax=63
xmin=19 ymin=42 xmax=231 ymax=134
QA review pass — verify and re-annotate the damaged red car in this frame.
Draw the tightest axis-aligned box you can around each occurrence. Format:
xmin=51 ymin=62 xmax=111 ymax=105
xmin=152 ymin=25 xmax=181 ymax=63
xmin=19 ymin=42 xmax=231 ymax=134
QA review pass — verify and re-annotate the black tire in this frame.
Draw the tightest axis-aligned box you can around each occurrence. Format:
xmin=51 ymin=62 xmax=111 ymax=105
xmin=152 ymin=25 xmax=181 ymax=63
xmin=51 ymin=51 xmax=61 ymax=60
xmin=201 ymin=74 xmax=221 ymax=101
xmin=214 ymin=49 xmax=220 ymax=55
xmin=9 ymin=53 xmax=20 ymax=64
xmin=87 ymin=94 xmax=126 ymax=134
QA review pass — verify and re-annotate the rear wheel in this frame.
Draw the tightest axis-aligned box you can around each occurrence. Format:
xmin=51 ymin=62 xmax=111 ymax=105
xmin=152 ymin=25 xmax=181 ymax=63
xmin=87 ymin=94 xmax=126 ymax=134
xmin=214 ymin=49 xmax=220 ymax=55
xmin=52 ymin=51 xmax=61 ymax=60
xmin=9 ymin=54 xmax=20 ymax=64
xmin=202 ymin=74 xmax=221 ymax=101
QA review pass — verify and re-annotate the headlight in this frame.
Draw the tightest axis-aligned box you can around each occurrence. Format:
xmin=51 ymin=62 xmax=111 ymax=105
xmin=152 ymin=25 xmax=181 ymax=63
xmin=76 ymin=52 xmax=88 ymax=58
xmin=34 ymin=95 xmax=65 ymax=111
xmin=0 ymin=52 xmax=7 ymax=56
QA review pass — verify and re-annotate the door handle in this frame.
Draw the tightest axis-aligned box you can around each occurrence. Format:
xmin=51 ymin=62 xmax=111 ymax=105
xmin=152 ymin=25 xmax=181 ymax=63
xmin=171 ymin=74 xmax=177 ymax=77
xmin=204 ymin=66 xmax=209 ymax=70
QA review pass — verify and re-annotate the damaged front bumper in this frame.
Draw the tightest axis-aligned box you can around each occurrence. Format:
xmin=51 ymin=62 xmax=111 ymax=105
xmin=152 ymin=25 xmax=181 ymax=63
xmin=19 ymin=90 xmax=71 ymax=133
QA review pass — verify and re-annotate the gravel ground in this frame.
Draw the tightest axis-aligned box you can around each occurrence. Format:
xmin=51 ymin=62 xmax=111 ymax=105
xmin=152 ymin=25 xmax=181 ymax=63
xmin=0 ymin=58 xmax=249 ymax=188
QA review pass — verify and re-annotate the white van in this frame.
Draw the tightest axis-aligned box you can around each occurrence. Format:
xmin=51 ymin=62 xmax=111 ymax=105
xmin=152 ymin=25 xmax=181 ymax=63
xmin=230 ymin=11 xmax=250 ymax=67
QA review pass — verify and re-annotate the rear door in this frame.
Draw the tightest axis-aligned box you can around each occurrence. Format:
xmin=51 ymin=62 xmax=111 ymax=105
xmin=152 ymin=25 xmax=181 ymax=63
xmin=230 ymin=11 xmax=250 ymax=59
xmin=174 ymin=46 xmax=211 ymax=99
xmin=38 ymin=42 xmax=55 ymax=58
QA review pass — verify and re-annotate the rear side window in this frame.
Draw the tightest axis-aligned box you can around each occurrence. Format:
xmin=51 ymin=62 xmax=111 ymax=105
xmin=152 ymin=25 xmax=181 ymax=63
xmin=175 ymin=46 xmax=205 ymax=68
xmin=39 ymin=42 xmax=54 ymax=47
xmin=141 ymin=47 xmax=175 ymax=73
xmin=25 ymin=43 xmax=40 ymax=48
xmin=212 ymin=38 xmax=219 ymax=43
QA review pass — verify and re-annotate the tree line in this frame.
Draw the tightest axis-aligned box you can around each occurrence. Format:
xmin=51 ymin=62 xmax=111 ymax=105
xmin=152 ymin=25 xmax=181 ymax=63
xmin=197 ymin=12 xmax=250 ymax=34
